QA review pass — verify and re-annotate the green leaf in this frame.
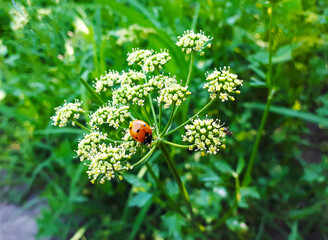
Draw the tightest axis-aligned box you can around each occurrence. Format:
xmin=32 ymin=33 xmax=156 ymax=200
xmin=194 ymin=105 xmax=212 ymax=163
xmin=128 ymin=196 xmax=153 ymax=240
xmin=128 ymin=192 xmax=153 ymax=207
xmin=226 ymin=217 xmax=248 ymax=232
xmin=124 ymin=174 xmax=149 ymax=190
xmin=161 ymin=211 xmax=186 ymax=238
xmin=272 ymin=45 xmax=292 ymax=63
xmin=250 ymin=77 xmax=267 ymax=88
xmin=236 ymin=156 xmax=245 ymax=175
xmin=244 ymin=102 xmax=328 ymax=127
xmin=214 ymin=161 xmax=234 ymax=175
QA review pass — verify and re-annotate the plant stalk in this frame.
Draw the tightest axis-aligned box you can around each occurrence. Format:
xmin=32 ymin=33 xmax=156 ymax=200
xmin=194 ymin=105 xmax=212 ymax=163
xmin=80 ymin=78 xmax=104 ymax=105
xmin=145 ymin=162 xmax=185 ymax=216
xmin=73 ymin=120 xmax=91 ymax=133
xmin=158 ymin=142 xmax=195 ymax=222
xmin=242 ymin=4 xmax=275 ymax=187
xmin=165 ymin=97 xmax=217 ymax=137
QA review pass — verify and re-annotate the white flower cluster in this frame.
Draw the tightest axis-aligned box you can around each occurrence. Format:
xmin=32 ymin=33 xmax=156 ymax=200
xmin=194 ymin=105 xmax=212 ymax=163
xmin=94 ymin=70 xmax=120 ymax=93
xmin=51 ymin=100 xmax=84 ymax=127
xmin=176 ymin=30 xmax=213 ymax=54
xmin=204 ymin=67 xmax=243 ymax=102
xmin=114 ymin=24 xmax=155 ymax=45
xmin=127 ymin=49 xmax=171 ymax=73
xmin=182 ymin=118 xmax=226 ymax=155
xmin=127 ymin=49 xmax=153 ymax=66
xmin=113 ymin=84 xmax=154 ymax=106
xmin=76 ymin=131 xmax=133 ymax=184
xmin=89 ymin=104 xmax=130 ymax=129
xmin=142 ymin=50 xmax=171 ymax=72
xmin=157 ymin=84 xmax=191 ymax=109
xmin=87 ymin=145 xmax=132 ymax=184
xmin=76 ymin=131 xmax=108 ymax=161
xmin=119 ymin=69 xmax=145 ymax=86
xmin=149 ymin=74 xmax=177 ymax=90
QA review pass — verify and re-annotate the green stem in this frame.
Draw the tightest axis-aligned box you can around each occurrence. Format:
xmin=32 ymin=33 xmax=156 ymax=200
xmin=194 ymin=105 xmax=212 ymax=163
xmin=158 ymin=102 xmax=163 ymax=132
xmin=169 ymin=52 xmax=195 ymax=126
xmin=267 ymin=5 xmax=273 ymax=89
xmin=242 ymin=88 xmax=276 ymax=186
xmin=161 ymin=105 xmax=176 ymax=135
xmin=130 ymin=104 xmax=144 ymax=121
xmin=242 ymin=4 xmax=275 ymax=187
xmin=132 ymin=145 xmax=157 ymax=167
xmin=160 ymin=139 xmax=193 ymax=149
xmin=73 ymin=120 xmax=91 ymax=132
xmin=165 ymin=97 xmax=217 ymax=137
xmin=185 ymin=52 xmax=194 ymax=87
xmin=80 ymin=78 xmax=104 ymax=105
xmin=158 ymin=142 xmax=195 ymax=222
xmin=145 ymin=162 xmax=185 ymax=216
xmin=148 ymin=93 xmax=159 ymax=134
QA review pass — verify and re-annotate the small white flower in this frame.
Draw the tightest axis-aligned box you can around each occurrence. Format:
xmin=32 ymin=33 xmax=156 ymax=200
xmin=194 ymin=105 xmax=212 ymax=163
xmin=119 ymin=69 xmax=145 ymax=86
xmin=51 ymin=100 xmax=84 ymax=127
xmin=142 ymin=49 xmax=171 ymax=73
xmin=94 ymin=70 xmax=120 ymax=93
xmin=149 ymin=74 xmax=177 ymax=89
xmin=204 ymin=67 xmax=243 ymax=101
xmin=89 ymin=104 xmax=130 ymax=129
xmin=113 ymin=84 xmax=154 ymax=106
xmin=76 ymin=131 xmax=134 ymax=184
xmin=157 ymin=84 xmax=191 ymax=108
xmin=113 ymin=24 xmax=155 ymax=45
xmin=176 ymin=30 xmax=212 ymax=54
xmin=127 ymin=49 xmax=153 ymax=66
xmin=182 ymin=118 xmax=226 ymax=155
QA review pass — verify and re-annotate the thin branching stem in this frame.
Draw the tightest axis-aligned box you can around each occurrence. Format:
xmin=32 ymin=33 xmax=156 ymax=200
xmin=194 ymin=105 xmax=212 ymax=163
xmin=80 ymin=78 xmax=104 ymax=105
xmin=132 ymin=145 xmax=157 ymax=167
xmin=160 ymin=139 xmax=192 ymax=149
xmin=73 ymin=119 xmax=91 ymax=133
xmin=165 ymin=97 xmax=217 ymax=137
xmin=161 ymin=105 xmax=176 ymax=135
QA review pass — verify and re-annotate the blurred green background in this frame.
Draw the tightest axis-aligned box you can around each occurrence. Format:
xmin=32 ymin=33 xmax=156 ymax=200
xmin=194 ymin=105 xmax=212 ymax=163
xmin=0 ymin=0 xmax=327 ymax=239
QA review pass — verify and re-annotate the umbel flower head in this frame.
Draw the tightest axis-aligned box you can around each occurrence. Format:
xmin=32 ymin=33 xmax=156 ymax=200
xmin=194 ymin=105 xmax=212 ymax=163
xmin=76 ymin=131 xmax=133 ymax=184
xmin=89 ymin=104 xmax=130 ymax=129
xmin=94 ymin=70 xmax=120 ymax=93
xmin=176 ymin=30 xmax=213 ymax=54
xmin=118 ymin=69 xmax=145 ymax=86
xmin=182 ymin=118 xmax=226 ymax=155
xmin=127 ymin=48 xmax=171 ymax=73
xmin=51 ymin=100 xmax=84 ymax=127
xmin=204 ymin=67 xmax=243 ymax=102
xmin=113 ymin=24 xmax=155 ymax=46
xmin=149 ymin=74 xmax=177 ymax=90
xmin=158 ymin=83 xmax=191 ymax=109
xmin=112 ymin=84 xmax=154 ymax=106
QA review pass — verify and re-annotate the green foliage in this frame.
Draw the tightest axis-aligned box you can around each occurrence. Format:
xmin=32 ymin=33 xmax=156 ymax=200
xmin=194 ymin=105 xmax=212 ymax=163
xmin=1 ymin=0 xmax=327 ymax=239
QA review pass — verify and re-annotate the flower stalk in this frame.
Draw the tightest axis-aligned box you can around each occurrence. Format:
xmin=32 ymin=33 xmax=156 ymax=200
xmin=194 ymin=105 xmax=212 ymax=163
xmin=158 ymin=142 xmax=195 ymax=222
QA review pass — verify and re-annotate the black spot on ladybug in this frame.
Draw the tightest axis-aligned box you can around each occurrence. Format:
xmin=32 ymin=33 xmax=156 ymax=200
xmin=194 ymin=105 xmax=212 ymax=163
xmin=136 ymin=137 xmax=138 ymax=139
xmin=137 ymin=129 xmax=140 ymax=133
xmin=129 ymin=127 xmax=132 ymax=130
xmin=144 ymin=124 xmax=146 ymax=126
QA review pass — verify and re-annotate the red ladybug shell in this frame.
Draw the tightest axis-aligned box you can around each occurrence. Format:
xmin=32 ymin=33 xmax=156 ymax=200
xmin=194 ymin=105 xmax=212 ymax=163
xmin=129 ymin=120 xmax=153 ymax=144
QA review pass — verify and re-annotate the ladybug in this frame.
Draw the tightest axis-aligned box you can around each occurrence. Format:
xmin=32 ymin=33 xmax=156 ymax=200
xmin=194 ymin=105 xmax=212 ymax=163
xmin=129 ymin=120 xmax=153 ymax=144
